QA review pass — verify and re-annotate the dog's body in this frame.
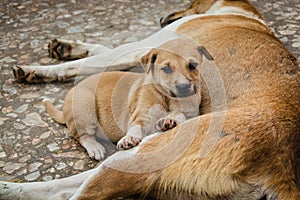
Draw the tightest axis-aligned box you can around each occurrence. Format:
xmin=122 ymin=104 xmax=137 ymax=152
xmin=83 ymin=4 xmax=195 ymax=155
xmin=1 ymin=0 xmax=300 ymax=199
xmin=44 ymin=40 xmax=212 ymax=159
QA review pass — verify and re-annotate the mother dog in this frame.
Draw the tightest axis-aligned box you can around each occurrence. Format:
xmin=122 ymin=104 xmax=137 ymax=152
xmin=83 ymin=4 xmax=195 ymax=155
xmin=2 ymin=0 xmax=300 ymax=199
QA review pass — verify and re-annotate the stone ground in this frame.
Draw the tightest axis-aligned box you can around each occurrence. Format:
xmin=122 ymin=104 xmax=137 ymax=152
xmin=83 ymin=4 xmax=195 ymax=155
xmin=0 ymin=0 xmax=299 ymax=194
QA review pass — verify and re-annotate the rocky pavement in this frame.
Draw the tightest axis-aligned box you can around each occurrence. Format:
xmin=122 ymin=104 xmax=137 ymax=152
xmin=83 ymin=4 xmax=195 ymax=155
xmin=0 ymin=0 xmax=299 ymax=194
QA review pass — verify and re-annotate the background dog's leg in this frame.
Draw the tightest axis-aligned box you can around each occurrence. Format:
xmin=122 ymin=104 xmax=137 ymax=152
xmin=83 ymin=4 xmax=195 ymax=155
xmin=13 ymin=28 xmax=180 ymax=83
xmin=0 ymin=168 xmax=97 ymax=200
xmin=48 ymin=39 xmax=112 ymax=60
xmin=12 ymin=54 xmax=141 ymax=83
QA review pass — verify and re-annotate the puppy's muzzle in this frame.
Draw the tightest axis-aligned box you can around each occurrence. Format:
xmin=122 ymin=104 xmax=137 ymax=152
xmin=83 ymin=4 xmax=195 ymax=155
xmin=175 ymin=83 xmax=194 ymax=97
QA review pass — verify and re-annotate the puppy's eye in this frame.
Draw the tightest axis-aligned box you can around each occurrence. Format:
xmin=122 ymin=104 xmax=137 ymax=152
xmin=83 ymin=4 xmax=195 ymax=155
xmin=189 ymin=62 xmax=198 ymax=71
xmin=161 ymin=66 xmax=173 ymax=74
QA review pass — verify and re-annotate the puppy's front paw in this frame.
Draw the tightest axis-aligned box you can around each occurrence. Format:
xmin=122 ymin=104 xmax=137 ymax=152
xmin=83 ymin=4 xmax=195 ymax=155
xmin=155 ymin=117 xmax=177 ymax=132
xmin=117 ymin=135 xmax=142 ymax=150
xmin=80 ymin=137 xmax=106 ymax=160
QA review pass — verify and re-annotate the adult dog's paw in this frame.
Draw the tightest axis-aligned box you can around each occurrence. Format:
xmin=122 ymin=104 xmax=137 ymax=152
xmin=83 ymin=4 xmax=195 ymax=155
xmin=155 ymin=117 xmax=177 ymax=132
xmin=11 ymin=65 xmax=42 ymax=83
xmin=48 ymin=39 xmax=88 ymax=60
xmin=48 ymin=39 xmax=72 ymax=60
xmin=117 ymin=135 xmax=142 ymax=150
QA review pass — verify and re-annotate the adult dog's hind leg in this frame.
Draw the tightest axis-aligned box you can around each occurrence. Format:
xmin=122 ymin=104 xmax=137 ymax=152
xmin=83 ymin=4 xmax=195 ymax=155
xmin=13 ymin=27 xmax=180 ymax=83
xmin=48 ymin=39 xmax=112 ymax=60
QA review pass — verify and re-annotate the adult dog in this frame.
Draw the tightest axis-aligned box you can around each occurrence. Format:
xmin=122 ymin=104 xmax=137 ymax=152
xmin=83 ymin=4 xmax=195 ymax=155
xmin=2 ymin=0 xmax=300 ymax=199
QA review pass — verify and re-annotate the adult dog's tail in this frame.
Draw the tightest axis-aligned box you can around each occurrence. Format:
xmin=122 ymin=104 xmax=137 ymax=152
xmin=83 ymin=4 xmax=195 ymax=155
xmin=43 ymin=99 xmax=66 ymax=124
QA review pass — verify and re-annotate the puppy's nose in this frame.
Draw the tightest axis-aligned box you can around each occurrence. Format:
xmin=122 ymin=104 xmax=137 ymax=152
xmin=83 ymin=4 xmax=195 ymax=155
xmin=176 ymin=83 xmax=191 ymax=93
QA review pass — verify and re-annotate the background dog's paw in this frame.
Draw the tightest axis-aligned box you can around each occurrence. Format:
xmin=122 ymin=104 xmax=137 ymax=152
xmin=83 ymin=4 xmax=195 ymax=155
xmin=12 ymin=65 xmax=26 ymax=81
xmin=155 ymin=117 xmax=177 ymax=132
xmin=48 ymin=39 xmax=88 ymax=60
xmin=11 ymin=66 xmax=42 ymax=83
xmin=48 ymin=39 xmax=72 ymax=60
xmin=117 ymin=135 xmax=141 ymax=150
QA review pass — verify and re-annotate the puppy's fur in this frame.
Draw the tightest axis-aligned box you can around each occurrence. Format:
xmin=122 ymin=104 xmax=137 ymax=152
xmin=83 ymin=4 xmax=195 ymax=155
xmin=1 ymin=0 xmax=300 ymax=199
xmin=44 ymin=39 xmax=213 ymax=160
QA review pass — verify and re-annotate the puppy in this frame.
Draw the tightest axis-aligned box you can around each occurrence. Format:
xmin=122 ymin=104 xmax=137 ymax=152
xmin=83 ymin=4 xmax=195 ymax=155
xmin=44 ymin=38 xmax=214 ymax=160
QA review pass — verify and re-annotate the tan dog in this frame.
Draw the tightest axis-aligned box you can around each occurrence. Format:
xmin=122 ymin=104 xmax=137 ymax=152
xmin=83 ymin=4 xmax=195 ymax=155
xmin=2 ymin=0 xmax=299 ymax=199
xmin=44 ymin=39 xmax=213 ymax=160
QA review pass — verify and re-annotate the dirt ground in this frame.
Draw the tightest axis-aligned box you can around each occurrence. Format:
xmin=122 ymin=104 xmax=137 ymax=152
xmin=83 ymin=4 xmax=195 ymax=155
xmin=0 ymin=0 xmax=299 ymax=195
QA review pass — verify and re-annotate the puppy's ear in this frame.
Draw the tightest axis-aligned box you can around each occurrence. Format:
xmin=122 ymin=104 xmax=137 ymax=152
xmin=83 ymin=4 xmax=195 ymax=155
xmin=198 ymin=46 xmax=214 ymax=61
xmin=141 ymin=51 xmax=157 ymax=74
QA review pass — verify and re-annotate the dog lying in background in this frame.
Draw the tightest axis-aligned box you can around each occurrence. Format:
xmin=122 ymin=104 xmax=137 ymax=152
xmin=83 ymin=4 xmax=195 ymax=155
xmin=1 ymin=0 xmax=300 ymax=199
xmin=44 ymin=38 xmax=213 ymax=160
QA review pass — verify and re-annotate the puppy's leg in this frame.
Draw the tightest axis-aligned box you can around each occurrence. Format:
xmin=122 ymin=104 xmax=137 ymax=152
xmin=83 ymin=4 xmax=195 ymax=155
xmin=13 ymin=28 xmax=180 ymax=83
xmin=155 ymin=112 xmax=186 ymax=132
xmin=78 ymin=131 xmax=107 ymax=161
xmin=48 ymin=39 xmax=112 ymax=60
xmin=116 ymin=125 xmax=143 ymax=150
xmin=66 ymin=85 xmax=108 ymax=160
xmin=0 ymin=169 xmax=97 ymax=200
xmin=116 ymin=104 xmax=170 ymax=150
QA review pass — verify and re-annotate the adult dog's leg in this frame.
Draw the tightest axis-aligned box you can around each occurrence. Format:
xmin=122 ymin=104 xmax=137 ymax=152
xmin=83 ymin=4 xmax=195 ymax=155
xmin=0 ymin=168 xmax=97 ymax=200
xmin=48 ymin=39 xmax=112 ymax=60
xmin=13 ymin=28 xmax=180 ymax=83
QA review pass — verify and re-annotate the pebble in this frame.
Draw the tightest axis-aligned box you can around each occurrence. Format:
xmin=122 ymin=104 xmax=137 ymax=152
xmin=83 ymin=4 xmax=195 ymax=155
xmin=74 ymin=160 xmax=85 ymax=170
xmin=3 ymin=163 xmax=26 ymax=174
xmin=40 ymin=131 xmax=51 ymax=139
xmin=18 ymin=92 xmax=40 ymax=99
xmin=2 ymin=106 xmax=13 ymax=113
xmin=56 ymin=162 xmax=67 ymax=170
xmin=0 ymin=117 xmax=9 ymax=126
xmin=13 ymin=122 xmax=26 ymax=130
xmin=25 ymin=171 xmax=41 ymax=181
xmin=15 ymin=104 xmax=29 ymax=113
xmin=23 ymin=113 xmax=48 ymax=127
xmin=0 ymin=152 xmax=7 ymax=158
xmin=54 ymin=151 xmax=87 ymax=159
xmin=19 ymin=155 xmax=32 ymax=162
xmin=0 ymin=56 xmax=16 ymax=63
xmin=47 ymin=143 xmax=59 ymax=152
xmin=42 ymin=175 xmax=53 ymax=181
xmin=29 ymin=162 xmax=43 ymax=172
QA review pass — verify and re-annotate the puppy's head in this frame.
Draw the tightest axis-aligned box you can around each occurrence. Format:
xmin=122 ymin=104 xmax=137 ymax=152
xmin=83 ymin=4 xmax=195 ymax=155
xmin=142 ymin=40 xmax=213 ymax=98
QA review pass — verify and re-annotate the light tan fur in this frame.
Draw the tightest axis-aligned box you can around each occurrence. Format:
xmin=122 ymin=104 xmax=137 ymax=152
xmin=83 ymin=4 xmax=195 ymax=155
xmin=44 ymin=39 xmax=212 ymax=160
xmin=1 ymin=0 xmax=299 ymax=200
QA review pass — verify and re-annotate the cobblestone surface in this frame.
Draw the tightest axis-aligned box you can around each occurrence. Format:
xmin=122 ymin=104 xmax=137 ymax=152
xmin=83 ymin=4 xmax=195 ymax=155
xmin=0 ymin=0 xmax=299 ymax=190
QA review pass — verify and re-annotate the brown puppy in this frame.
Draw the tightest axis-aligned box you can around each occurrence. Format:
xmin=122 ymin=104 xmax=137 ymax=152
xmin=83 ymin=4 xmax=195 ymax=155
xmin=44 ymin=39 xmax=213 ymax=160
